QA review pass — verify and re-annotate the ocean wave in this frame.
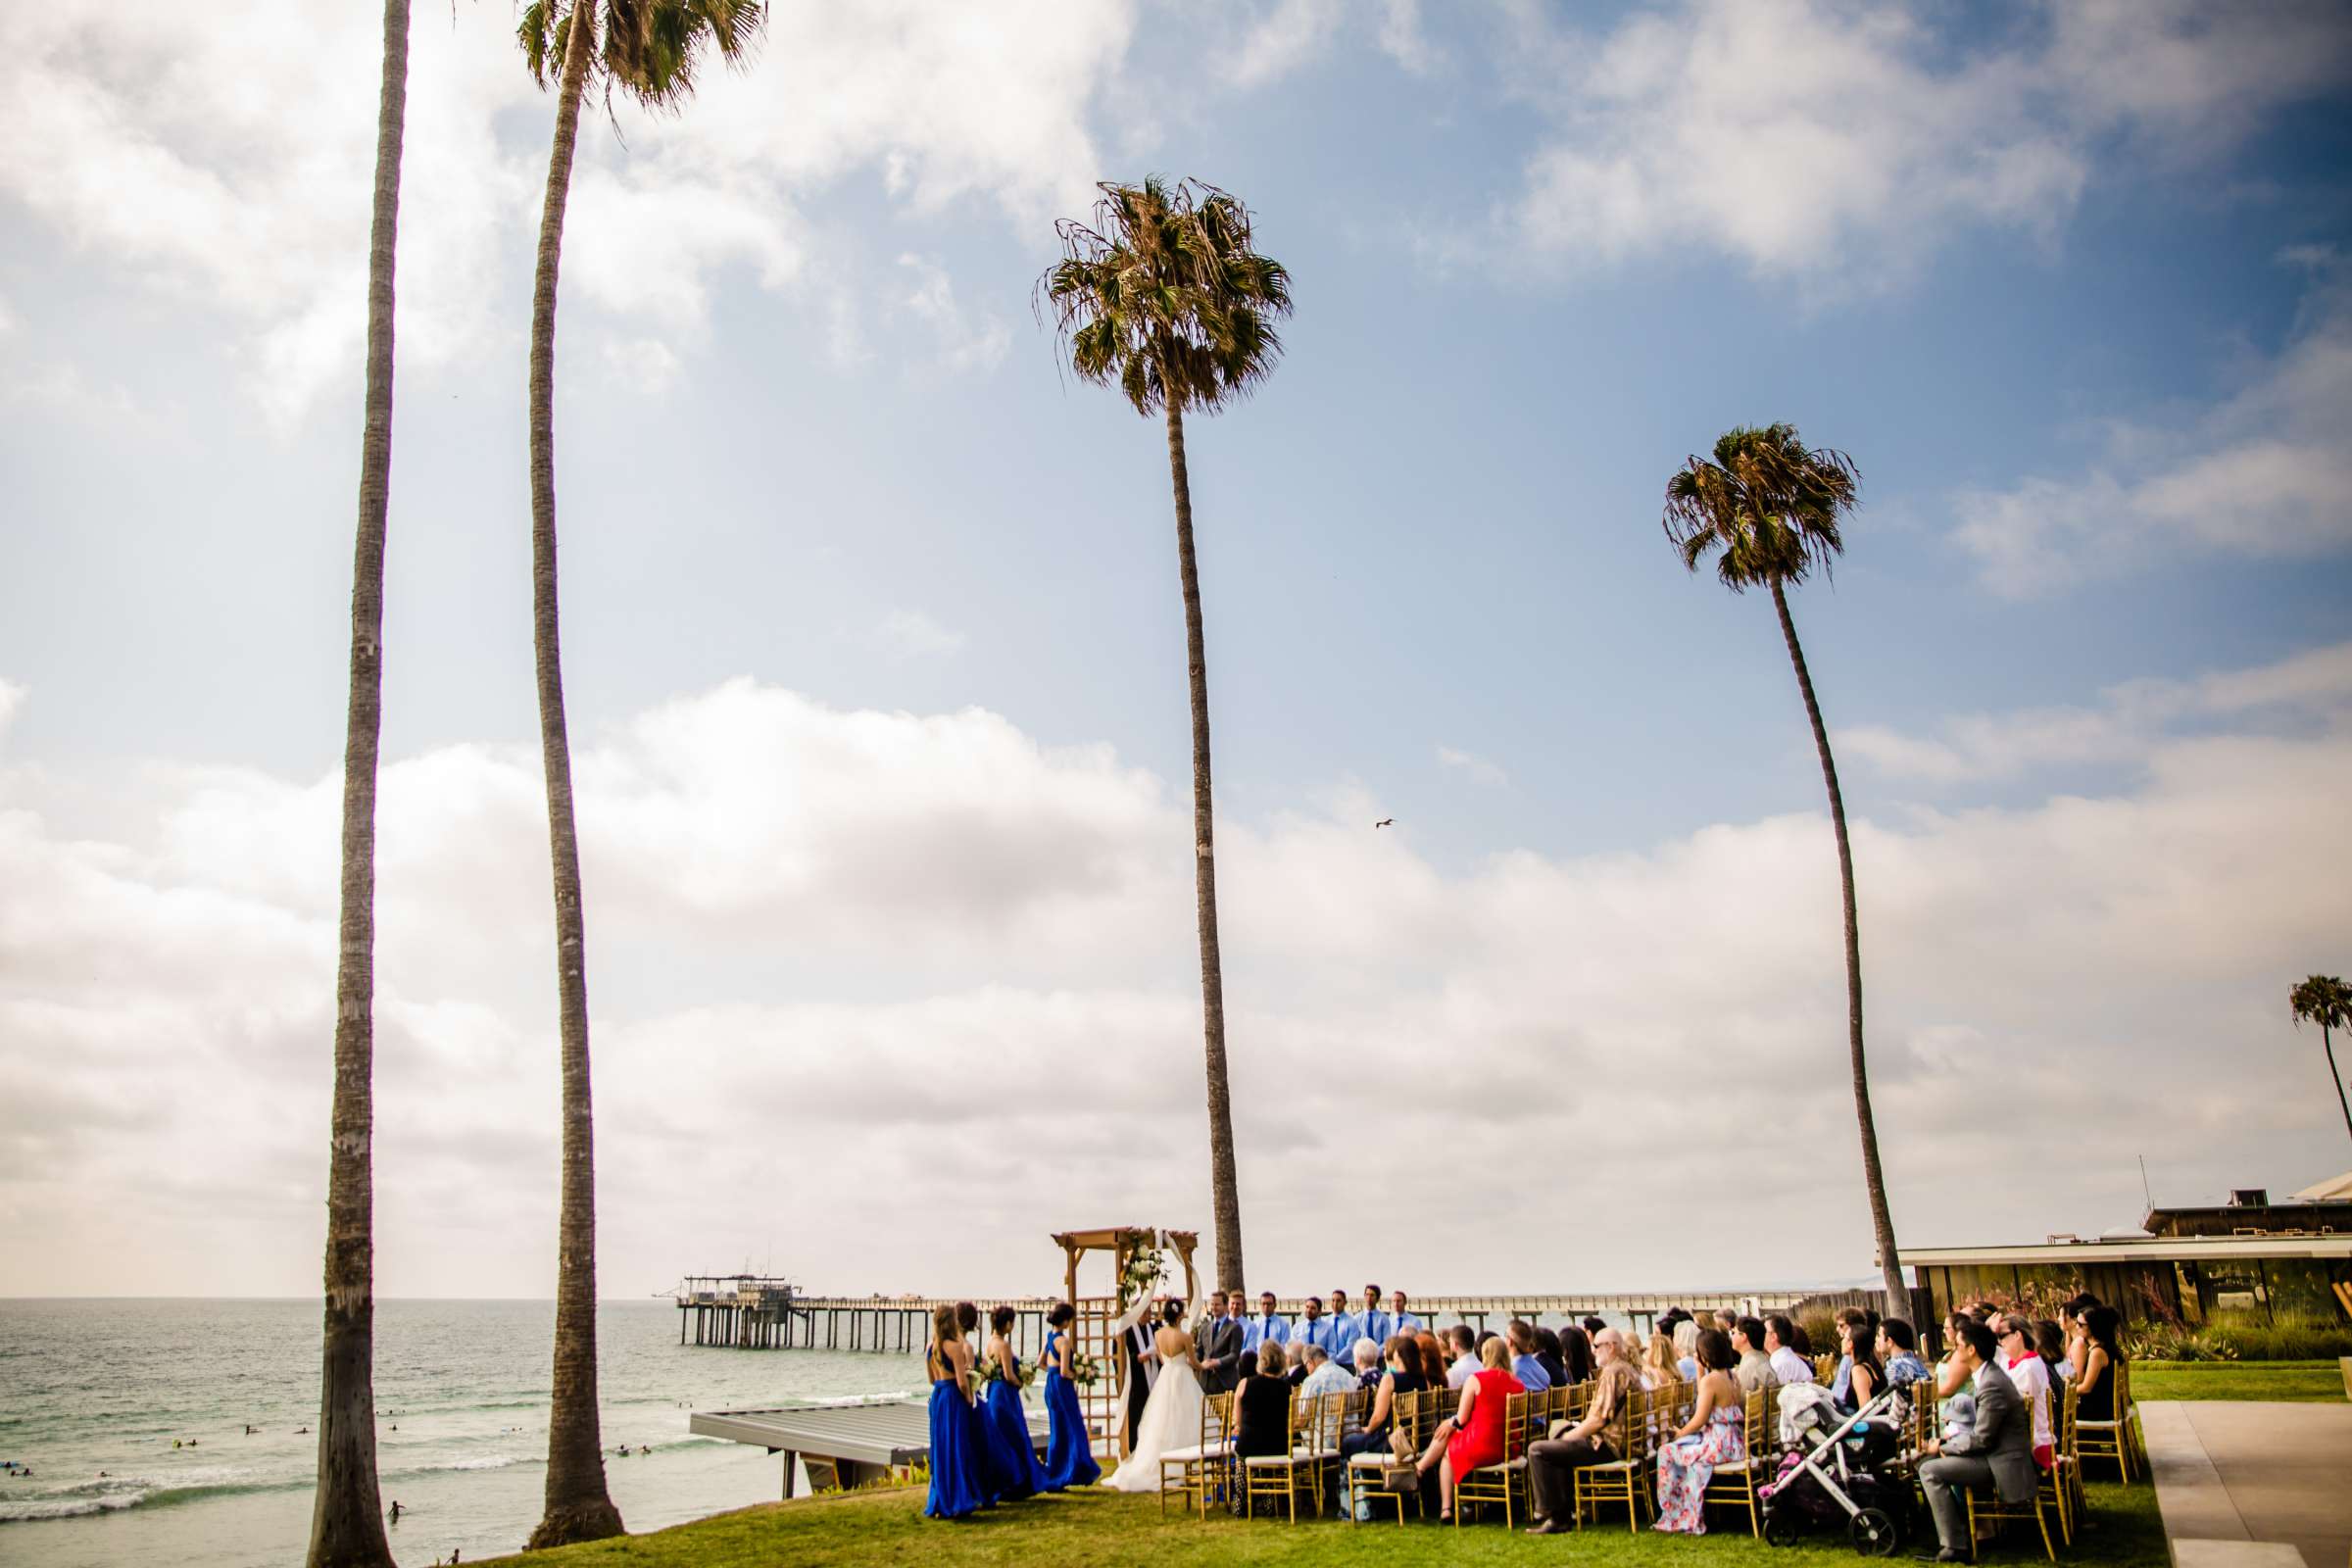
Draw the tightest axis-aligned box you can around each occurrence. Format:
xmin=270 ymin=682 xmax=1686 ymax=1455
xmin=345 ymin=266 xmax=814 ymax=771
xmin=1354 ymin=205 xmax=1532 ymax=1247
xmin=0 ymin=1472 xmax=285 ymax=1524
xmin=394 ymin=1454 xmax=536 ymax=1477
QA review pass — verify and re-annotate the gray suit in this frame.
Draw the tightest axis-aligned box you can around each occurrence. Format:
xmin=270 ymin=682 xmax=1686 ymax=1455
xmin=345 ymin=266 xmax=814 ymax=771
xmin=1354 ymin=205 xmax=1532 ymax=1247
xmin=1196 ymin=1315 xmax=1246 ymax=1395
xmin=1919 ymin=1359 xmax=2038 ymax=1553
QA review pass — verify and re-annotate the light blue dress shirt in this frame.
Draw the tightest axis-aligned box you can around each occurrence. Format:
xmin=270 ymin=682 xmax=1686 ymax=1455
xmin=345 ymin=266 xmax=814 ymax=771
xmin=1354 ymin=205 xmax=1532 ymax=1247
xmin=1512 ymin=1353 xmax=1552 ymax=1391
xmin=1357 ymin=1309 xmax=1394 ymax=1348
xmin=1240 ymin=1313 xmax=1290 ymax=1352
xmin=1328 ymin=1311 xmax=1359 ymax=1355
xmin=1393 ymin=1311 xmax=1425 ymax=1338
xmin=1298 ymin=1314 xmax=1341 ymax=1356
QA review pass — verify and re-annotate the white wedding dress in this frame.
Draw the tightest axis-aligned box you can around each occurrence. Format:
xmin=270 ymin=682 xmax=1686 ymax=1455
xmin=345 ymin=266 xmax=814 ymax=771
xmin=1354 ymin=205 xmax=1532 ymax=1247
xmin=1105 ymin=1310 xmax=1205 ymax=1492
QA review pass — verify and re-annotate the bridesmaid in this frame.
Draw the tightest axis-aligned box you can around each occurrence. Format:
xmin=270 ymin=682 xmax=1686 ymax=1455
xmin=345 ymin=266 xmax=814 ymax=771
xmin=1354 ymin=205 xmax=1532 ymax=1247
xmin=956 ymin=1301 xmax=1009 ymax=1504
xmin=981 ymin=1304 xmax=1046 ymax=1498
xmin=1038 ymin=1301 xmax=1101 ymax=1490
xmin=923 ymin=1303 xmax=991 ymax=1521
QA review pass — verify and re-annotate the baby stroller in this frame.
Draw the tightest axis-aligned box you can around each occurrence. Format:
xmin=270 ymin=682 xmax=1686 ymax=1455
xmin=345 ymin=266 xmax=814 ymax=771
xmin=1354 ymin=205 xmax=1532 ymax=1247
xmin=1759 ymin=1386 xmax=1911 ymax=1555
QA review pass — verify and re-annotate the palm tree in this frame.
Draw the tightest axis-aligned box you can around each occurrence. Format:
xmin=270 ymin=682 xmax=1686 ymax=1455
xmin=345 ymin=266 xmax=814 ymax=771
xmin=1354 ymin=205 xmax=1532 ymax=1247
xmin=1040 ymin=177 xmax=1292 ymax=1295
xmin=2290 ymin=974 xmax=2352 ymax=1145
xmin=514 ymin=0 xmax=761 ymax=1548
xmin=308 ymin=5 xmax=409 ymax=1566
xmin=1662 ymin=423 xmax=1908 ymax=1319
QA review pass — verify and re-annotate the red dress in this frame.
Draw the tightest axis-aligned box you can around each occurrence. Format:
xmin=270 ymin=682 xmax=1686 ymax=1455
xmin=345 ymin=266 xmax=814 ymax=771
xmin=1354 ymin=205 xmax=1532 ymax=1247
xmin=1447 ymin=1367 xmax=1524 ymax=1474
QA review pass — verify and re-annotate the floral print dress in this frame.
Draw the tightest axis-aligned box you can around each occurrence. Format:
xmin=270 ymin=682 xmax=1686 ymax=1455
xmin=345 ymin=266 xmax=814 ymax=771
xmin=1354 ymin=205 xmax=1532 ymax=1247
xmin=1654 ymin=1402 xmax=1745 ymax=1534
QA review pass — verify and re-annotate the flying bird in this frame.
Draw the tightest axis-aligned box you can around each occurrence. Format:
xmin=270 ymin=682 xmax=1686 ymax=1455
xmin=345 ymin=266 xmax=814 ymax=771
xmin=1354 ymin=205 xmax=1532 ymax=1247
xmin=1375 ymin=818 xmax=1394 ymax=828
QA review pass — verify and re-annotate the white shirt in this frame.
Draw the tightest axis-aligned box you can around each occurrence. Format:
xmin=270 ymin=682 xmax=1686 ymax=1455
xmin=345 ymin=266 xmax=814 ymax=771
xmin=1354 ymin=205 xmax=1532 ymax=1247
xmin=1769 ymin=1346 xmax=1815 ymax=1385
xmin=2005 ymin=1353 xmax=2052 ymax=1452
xmin=1447 ymin=1351 xmax=1479 ymax=1390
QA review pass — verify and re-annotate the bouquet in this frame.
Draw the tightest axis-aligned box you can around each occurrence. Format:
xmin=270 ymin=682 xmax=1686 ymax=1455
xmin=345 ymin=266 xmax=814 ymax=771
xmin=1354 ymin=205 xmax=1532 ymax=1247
xmin=1065 ymin=1350 xmax=1102 ymax=1388
xmin=1117 ymin=1246 xmax=1166 ymax=1307
xmin=973 ymin=1355 xmax=1004 ymax=1390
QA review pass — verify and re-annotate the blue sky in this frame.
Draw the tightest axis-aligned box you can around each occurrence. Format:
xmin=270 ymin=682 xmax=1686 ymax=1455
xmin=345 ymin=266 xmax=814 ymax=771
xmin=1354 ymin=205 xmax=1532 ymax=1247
xmin=2 ymin=1 xmax=2350 ymax=1297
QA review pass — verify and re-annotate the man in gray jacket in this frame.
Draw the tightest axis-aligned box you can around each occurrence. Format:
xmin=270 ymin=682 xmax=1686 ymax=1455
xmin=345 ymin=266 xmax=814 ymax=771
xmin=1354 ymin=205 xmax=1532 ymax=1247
xmin=1916 ymin=1318 xmax=2038 ymax=1561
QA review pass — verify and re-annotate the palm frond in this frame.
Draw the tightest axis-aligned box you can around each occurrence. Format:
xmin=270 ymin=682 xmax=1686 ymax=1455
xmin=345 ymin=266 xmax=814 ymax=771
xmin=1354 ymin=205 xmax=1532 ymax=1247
xmin=1661 ymin=422 xmax=1861 ymax=593
xmin=1034 ymin=175 xmax=1294 ymax=418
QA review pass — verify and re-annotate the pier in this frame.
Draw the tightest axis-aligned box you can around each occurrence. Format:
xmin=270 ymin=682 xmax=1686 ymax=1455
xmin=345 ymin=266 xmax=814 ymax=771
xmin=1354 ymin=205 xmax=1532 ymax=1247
xmin=675 ymin=1280 xmax=1821 ymax=1356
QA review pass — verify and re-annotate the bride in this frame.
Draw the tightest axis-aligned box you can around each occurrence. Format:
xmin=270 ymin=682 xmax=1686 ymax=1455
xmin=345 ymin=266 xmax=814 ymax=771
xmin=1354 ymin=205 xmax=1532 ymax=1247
xmin=1104 ymin=1261 xmax=1204 ymax=1492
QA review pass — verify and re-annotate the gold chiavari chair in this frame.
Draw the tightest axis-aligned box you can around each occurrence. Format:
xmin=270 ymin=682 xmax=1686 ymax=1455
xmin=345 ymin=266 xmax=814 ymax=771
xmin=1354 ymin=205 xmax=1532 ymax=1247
xmin=1700 ymin=1384 xmax=1773 ymax=1538
xmin=1241 ymin=1386 xmax=1315 ymax=1521
xmin=1574 ymin=1386 xmax=1652 ymax=1532
xmin=1349 ymin=1387 xmax=1438 ymax=1526
xmin=1158 ymin=1390 xmax=1234 ymax=1518
xmin=2073 ymin=1359 xmax=2138 ymax=1483
xmin=1304 ymin=1389 xmax=1362 ymax=1517
xmin=1454 ymin=1388 xmax=1534 ymax=1529
xmin=1964 ymin=1464 xmax=2059 ymax=1562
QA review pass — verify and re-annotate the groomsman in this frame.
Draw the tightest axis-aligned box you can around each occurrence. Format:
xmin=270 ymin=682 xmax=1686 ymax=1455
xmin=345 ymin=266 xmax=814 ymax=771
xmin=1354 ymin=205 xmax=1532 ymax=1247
xmin=1297 ymin=1295 xmax=1340 ymax=1358
xmin=1241 ymin=1290 xmax=1290 ymax=1354
xmin=1197 ymin=1289 xmax=1248 ymax=1394
xmin=1389 ymin=1290 xmax=1425 ymax=1337
xmin=1356 ymin=1284 xmax=1394 ymax=1349
xmin=1325 ymin=1288 xmax=1358 ymax=1358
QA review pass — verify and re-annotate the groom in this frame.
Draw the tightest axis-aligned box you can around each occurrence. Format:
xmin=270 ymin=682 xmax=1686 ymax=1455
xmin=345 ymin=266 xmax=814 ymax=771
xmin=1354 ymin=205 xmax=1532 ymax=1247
xmin=1196 ymin=1289 xmax=1247 ymax=1395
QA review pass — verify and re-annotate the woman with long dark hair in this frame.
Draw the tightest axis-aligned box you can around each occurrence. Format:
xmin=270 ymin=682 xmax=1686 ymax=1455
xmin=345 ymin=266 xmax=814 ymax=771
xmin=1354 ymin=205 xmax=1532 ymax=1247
xmin=2075 ymin=1306 xmax=2127 ymax=1422
xmin=980 ymin=1304 xmax=1044 ymax=1499
xmin=1039 ymin=1302 xmax=1101 ymax=1490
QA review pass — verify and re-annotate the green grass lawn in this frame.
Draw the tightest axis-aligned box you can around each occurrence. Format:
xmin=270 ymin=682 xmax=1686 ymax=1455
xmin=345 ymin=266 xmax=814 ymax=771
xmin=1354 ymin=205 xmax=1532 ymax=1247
xmin=2134 ymin=1359 xmax=2347 ymax=1403
xmin=474 ymin=1478 xmax=2164 ymax=1568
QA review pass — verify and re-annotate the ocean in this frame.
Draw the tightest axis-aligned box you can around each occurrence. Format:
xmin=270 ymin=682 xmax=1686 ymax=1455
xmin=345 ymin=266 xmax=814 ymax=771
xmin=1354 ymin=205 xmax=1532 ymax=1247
xmin=0 ymin=1298 xmax=940 ymax=1568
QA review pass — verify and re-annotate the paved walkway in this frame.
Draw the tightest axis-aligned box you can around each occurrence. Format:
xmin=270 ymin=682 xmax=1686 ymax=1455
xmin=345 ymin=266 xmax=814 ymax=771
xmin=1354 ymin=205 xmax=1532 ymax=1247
xmin=2143 ymin=1399 xmax=2352 ymax=1568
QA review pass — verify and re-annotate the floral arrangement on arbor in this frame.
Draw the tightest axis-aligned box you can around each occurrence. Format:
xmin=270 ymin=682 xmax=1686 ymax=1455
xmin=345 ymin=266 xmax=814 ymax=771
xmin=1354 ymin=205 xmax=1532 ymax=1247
xmin=1117 ymin=1245 xmax=1166 ymax=1307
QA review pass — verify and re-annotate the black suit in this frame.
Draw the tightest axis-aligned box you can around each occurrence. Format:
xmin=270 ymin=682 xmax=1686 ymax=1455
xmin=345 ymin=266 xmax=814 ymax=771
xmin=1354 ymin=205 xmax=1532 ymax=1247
xmin=1121 ymin=1322 xmax=1155 ymax=1446
xmin=1197 ymin=1316 xmax=1245 ymax=1395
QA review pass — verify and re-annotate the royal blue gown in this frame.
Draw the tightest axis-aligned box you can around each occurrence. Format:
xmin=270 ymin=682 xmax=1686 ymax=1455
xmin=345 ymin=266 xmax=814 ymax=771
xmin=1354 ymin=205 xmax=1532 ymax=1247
xmin=981 ymin=1352 xmax=1046 ymax=1498
xmin=1039 ymin=1330 xmax=1100 ymax=1490
xmin=923 ymin=1348 xmax=992 ymax=1520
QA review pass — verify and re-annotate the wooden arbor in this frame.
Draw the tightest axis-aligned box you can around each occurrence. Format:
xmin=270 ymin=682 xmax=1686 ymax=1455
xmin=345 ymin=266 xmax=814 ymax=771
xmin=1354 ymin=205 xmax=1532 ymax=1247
xmin=1050 ymin=1227 xmax=1198 ymax=1456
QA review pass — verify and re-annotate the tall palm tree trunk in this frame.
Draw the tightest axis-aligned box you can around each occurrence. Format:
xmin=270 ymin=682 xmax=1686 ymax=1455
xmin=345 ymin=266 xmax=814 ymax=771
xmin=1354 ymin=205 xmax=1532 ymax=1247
xmin=1770 ymin=582 xmax=1906 ymax=1320
xmin=2325 ymin=1021 xmax=2352 ymax=1145
xmin=1163 ymin=397 xmax=1245 ymax=1294
xmin=309 ymin=6 xmax=408 ymax=1566
xmin=524 ymin=2 xmax=623 ymax=1548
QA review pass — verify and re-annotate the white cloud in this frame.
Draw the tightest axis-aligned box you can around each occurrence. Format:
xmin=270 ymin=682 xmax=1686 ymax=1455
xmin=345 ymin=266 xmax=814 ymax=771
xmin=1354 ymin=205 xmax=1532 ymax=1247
xmin=872 ymin=609 xmax=968 ymax=661
xmin=895 ymin=253 xmax=1010 ymax=373
xmin=3 ymin=656 xmax=2349 ymax=1297
xmin=1843 ymin=641 xmax=2352 ymax=784
xmin=1231 ymin=0 xmax=1345 ymax=87
xmin=0 ymin=0 xmax=1142 ymax=421
xmin=1500 ymin=0 xmax=2352 ymax=284
xmin=1953 ymin=260 xmax=2352 ymax=593
xmin=601 ymin=335 xmax=684 ymax=394
xmin=1434 ymin=744 xmax=1508 ymax=786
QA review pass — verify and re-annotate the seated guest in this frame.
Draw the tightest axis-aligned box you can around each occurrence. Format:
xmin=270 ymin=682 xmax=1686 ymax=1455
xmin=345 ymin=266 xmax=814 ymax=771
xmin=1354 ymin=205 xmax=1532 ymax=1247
xmin=1524 ymin=1326 xmax=1641 ymax=1535
xmin=1878 ymin=1317 xmax=1929 ymax=1392
xmin=1640 ymin=1330 xmax=1680 ymax=1390
xmin=2074 ymin=1306 xmax=2125 ymax=1423
xmin=1581 ymin=1315 xmax=1607 ymax=1340
xmin=1340 ymin=1337 xmax=1427 ymax=1463
xmin=1788 ymin=1318 xmax=1815 ymax=1357
xmin=1936 ymin=1312 xmax=1976 ymax=1402
xmin=1712 ymin=1306 xmax=1739 ymax=1341
xmin=2058 ymin=1293 xmax=2099 ymax=1381
xmin=1352 ymin=1338 xmax=1384 ymax=1392
xmin=1842 ymin=1327 xmax=1886 ymax=1411
xmin=1284 ymin=1340 xmax=1310 ymax=1386
xmin=1917 ymin=1319 xmax=2035 ymax=1563
xmin=1731 ymin=1316 xmax=1775 ymax=1393
xmin=1672 ymin=1319 xmax=1700 ymax=1383
xmin=1413 ymin=1335 xmax=1523 ymax=1524
xmin=1828 ymin=1306 xmax=1876 ymax=1404
xmin=1764 ymin=1314 xmax=1814 ymax=1386
xmin=1390 ymin=1290 xmax=1425 ymax=1337
xmin=1533 ymin=1326 xmax=1569 ymax=1389
xmin=1654 ymin=1328 xmax=1745 ymax=1535
xmin=1298 ymin=1343 xmax=1357 ymax=1401
xmin=1507 ymin=1320 xmax=1552 ymax=1392
xmin=2034 ymin=1320 xmax=2069 ymax=1386
xmin=1446 ymin=1324 xmax=1480 ymax=1390
xmin=1559 ymin=1325 xmax=1596 ymax=1388
xmin=1995 ymin=1312 xmax=2054 ymax=1470
xmin=1414 ymin=1330 xmax=1449 ymax=1391
xmin=1241 ymin=1290 xmax=1289 ymax=1354
xmin=1225 ymin=1342 xmax=1296 ymax=1513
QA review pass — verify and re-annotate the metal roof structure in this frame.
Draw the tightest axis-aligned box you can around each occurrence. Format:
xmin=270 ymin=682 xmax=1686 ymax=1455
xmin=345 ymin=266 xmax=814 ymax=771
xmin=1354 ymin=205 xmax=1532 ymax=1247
xmin=691 ymin=1398 xmax=1046 ymax=1468
xmin=1906 ymin=1233 xmax=2352 ymax=1267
